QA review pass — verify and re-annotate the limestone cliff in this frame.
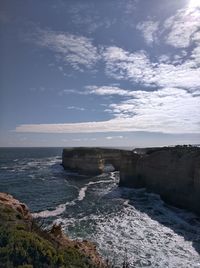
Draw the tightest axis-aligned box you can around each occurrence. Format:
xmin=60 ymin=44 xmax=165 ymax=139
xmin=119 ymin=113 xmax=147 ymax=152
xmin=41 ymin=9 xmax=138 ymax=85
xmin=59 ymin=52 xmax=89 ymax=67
xmin=62 ymin=146 xmax=200 ymax=215
xmin=62 ymin=147 xmax=123 ymax=174
xmin=120 ymin=146 xmax=200 ymax=215
xmin=63 ymin=146 xmax=200 ymax=214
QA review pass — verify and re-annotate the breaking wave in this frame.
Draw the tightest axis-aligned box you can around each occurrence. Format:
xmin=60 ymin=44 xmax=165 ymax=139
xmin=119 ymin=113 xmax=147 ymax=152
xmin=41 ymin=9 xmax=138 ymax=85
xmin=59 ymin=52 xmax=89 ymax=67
xmin=33 ymin=174 xmax=116 ymax=217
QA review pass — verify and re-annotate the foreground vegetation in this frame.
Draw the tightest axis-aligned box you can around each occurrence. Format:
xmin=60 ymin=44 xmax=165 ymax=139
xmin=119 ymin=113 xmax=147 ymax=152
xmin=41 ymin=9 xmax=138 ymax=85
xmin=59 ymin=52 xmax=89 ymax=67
xmin=0 ymin=193 xmax=105 ymax=268
xmin=0 ymin=226 xmax=96 ymax=268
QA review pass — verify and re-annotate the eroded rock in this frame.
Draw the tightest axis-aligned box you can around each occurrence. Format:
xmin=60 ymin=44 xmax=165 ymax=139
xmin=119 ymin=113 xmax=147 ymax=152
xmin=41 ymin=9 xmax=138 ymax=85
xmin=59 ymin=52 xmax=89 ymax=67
xmin=0 ymin=192 xmax=32 ymax=221
xmin=120 ymin=146 xmax=200 ymax=215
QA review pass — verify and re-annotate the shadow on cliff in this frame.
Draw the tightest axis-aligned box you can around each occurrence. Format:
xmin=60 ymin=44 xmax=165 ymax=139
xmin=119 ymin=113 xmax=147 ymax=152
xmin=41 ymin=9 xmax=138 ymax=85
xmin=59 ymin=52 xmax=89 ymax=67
xmin=106 ymin=186 xmax=200 ymax=255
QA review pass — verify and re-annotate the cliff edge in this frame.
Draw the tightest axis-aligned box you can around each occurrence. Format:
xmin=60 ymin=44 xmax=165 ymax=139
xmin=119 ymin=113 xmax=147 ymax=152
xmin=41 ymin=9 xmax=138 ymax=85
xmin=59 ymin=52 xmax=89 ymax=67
xmin=0 ymin=192 xmax=106 ymax=268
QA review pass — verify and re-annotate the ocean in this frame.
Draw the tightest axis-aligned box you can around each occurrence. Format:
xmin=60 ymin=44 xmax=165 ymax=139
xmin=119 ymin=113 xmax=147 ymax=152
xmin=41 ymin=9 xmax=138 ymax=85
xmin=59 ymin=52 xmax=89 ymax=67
xmin=0 ymin=147 xmax=200 ymax=267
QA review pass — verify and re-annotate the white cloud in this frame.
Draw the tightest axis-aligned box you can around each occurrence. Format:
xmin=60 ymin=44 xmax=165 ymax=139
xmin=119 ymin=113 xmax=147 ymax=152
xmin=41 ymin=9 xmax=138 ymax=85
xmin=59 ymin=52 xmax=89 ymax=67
xmin=103 ymin=46 xmax=200 ymax=89
xmin=164 ymin=7 xmax=200 ymax=48
xmin=123 ymin=0 xmax=137 ymax=14
xmin=109 ymin=87 xmax=200 ymax=120
xmin=71 ymin=137 xmax=97 ymax=142
xmin=188 ymin=0 xmax=200 ymax=9
xmin=72 ymin=138 xmax=82 ymax=142
xmin=158 ymin=55 xmax=170 ymax=63
xmin=58 ymin=89 xmax=84 ymax=96
xmin=106 ymin=136 xmax=113 ymax=140
xmin=62 ymin=139 xmax=69 ymax=142
xmin=67 ymin=106 xmax=85 ymax=111
xmin=88 ymin=86 xmax=200 ymax=132
xmin=136 ymin=20 xmax=159 ymax=44
xmin=106 ymin=136 xmax=123 ymax=140
xmin=34 ymin=29 xmax=100 ymax=70
xmin=191 ymin=31 xmax=200 ymax=65
xmin=191 ymin=45 xmax=200 ymax=65
xmin=68 ymin=2 xmax=117 ymax=34
xmin=85 ymin=85 xmax=134 ymax=96
xmin=103 ymin=47 xmax=153 ymax=82
xmin=15 ymin=87 xmax=200 ymax=134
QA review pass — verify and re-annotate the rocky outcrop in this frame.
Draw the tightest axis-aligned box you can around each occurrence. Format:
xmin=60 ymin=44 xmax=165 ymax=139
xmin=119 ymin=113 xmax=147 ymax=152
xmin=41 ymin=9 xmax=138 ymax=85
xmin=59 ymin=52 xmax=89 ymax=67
xmin=50 ymin=223 xmax=105 ymax=267
xmin=0 ymin=192 xmax=106 ymax=268
xmin=62 ymin=147 xmax=124 ymax=174
xmin=120 ymin=146 xmax=200 ymax=215
xmin=0 ymin=192 xmax=32 ymax=221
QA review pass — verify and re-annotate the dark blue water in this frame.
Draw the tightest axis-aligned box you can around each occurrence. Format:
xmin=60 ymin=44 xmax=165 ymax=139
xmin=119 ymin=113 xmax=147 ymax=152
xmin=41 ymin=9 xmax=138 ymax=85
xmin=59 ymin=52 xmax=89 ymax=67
xmin=0 ymin=147 xmax=200 ymax=267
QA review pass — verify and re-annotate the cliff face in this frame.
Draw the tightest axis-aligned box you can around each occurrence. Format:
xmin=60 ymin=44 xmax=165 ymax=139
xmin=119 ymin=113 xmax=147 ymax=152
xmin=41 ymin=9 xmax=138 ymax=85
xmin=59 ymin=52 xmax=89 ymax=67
xmin=62 ymin=147 xmax=123 ymax=174
xmin=0 ymin=192 xmax=106 ymax=268
xmin=120 ymin=147 xmax=200 ymax=215
xmin=62 ymin=146 xmax=200 ymax=215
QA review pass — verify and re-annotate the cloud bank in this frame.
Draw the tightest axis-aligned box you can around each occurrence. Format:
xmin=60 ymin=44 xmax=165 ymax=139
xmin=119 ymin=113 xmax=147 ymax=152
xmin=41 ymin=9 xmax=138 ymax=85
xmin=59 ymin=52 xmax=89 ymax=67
xmin=15 ymin=85 xmax=200 ymax=134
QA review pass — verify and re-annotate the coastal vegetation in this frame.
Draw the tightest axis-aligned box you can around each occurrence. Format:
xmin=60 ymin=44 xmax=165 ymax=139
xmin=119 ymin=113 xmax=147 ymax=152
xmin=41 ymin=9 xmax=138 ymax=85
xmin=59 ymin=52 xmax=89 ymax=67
xmin=0 ymin=193 xmax=106 ymax=268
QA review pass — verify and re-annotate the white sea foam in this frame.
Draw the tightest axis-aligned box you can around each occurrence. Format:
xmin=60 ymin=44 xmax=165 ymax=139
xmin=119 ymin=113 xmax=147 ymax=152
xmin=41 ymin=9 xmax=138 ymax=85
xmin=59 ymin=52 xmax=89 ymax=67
xmin=9 ymin=156 xmax=62 ymax=174
xmin=78 ymin=186 xmax=88 ymax=201
xmin=88 ymin=179 xmax=114 ymax=186
xmin=32 ymin=200 xmax=76 ymax=218
xmin=54 ymin=180 xmax=200 ymax=268
xmin=93 ymin=206 xmax=200 ymax=267
xmin=32 ymin=203 xmax=66 ymax=218
xmin=110 ymin=171 xmax=116 ymax=180
xmin=1 ymin=166 xmax=9 ymax=170
xmin=33 ymin=172 xmax=117 ymax=218
xmin=25 ymin=156 xmax=61 ymax=168
xmin=77 ymin=178 xmax=115 ymax=202
xmin=58 ymin=205 xmax=200 ymax=267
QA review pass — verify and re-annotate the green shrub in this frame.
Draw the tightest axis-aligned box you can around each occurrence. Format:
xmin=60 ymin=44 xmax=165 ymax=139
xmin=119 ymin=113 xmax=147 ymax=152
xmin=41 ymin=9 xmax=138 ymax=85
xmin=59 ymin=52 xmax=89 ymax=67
xmin=0 ymin=226 xmax=98 ymax=268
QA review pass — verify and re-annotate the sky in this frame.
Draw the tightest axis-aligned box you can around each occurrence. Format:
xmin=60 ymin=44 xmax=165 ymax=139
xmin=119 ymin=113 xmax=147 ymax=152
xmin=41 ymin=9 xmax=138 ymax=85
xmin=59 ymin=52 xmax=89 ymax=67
xmin=0 ymin=0 xmax=200 ymax=148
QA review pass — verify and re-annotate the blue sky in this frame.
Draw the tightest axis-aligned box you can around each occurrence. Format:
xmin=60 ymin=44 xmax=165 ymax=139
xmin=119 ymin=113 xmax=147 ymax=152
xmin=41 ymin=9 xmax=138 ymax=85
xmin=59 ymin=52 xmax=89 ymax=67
xmin=0 ymin=0 xmax=200 ymax=147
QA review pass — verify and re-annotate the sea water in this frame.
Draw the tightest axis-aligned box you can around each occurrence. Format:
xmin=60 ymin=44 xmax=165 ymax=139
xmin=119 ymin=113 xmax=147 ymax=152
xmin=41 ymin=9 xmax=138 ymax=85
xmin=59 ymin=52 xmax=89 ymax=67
xmin=0 ymin=147 xmax=200 ymax=267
